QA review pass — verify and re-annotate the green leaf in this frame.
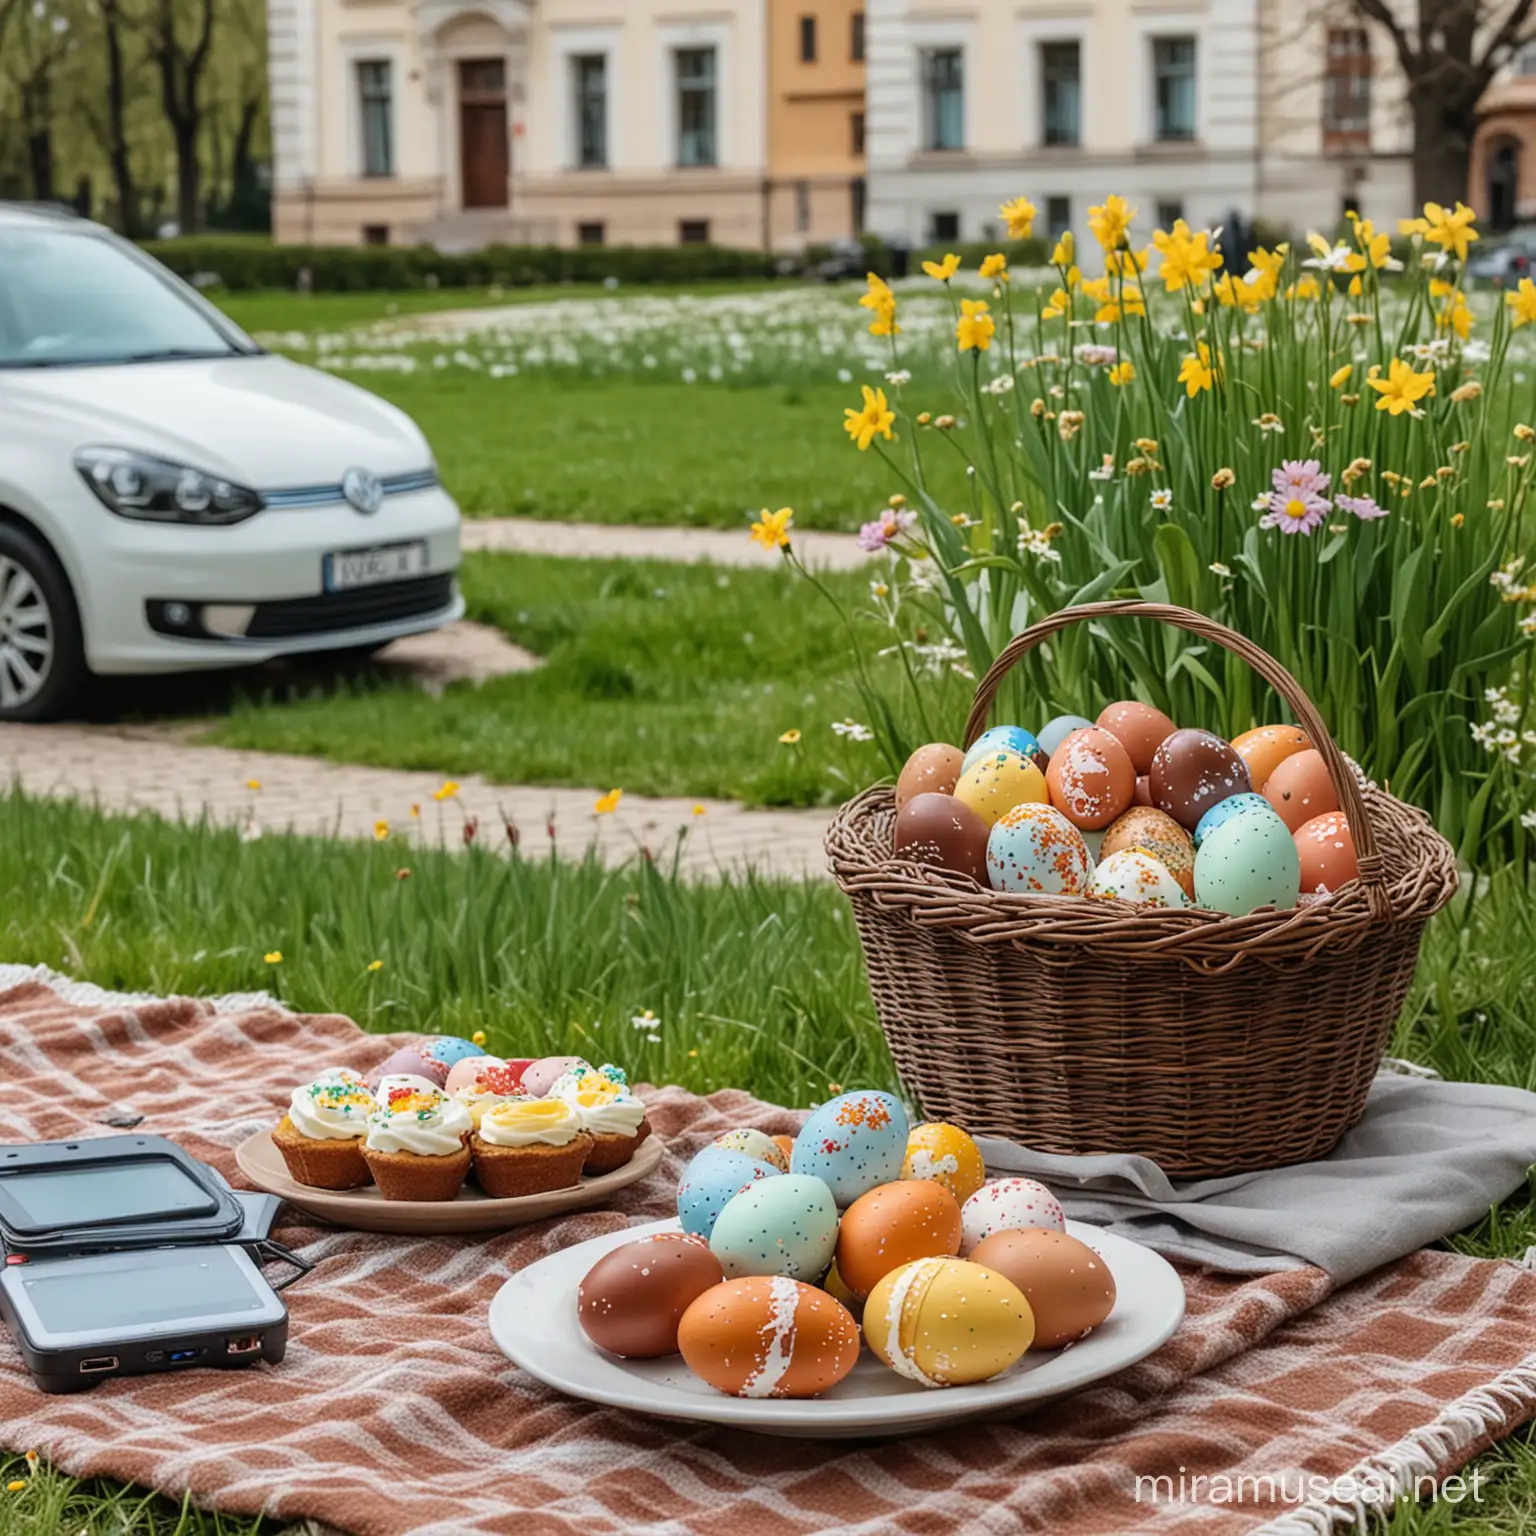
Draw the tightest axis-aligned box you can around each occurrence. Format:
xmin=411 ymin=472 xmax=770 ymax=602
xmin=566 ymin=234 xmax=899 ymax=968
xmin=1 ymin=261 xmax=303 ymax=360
xmin=1153 ymin=522 xmax=1203 ymax=610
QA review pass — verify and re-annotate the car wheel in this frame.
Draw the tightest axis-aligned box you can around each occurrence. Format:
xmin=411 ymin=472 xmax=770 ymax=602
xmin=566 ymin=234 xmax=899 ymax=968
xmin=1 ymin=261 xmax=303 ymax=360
xmin=0 ymin=523 xmax=85 ymax=722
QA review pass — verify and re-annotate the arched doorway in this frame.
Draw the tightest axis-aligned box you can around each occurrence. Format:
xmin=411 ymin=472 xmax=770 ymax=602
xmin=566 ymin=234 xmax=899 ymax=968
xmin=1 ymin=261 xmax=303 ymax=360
xmin=1488 ymin=139 xmax=1521 ymax=231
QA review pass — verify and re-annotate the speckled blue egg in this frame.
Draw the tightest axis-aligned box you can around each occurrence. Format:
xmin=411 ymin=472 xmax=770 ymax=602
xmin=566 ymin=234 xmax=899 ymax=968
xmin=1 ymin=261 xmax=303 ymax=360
xmin=1038 ymin=714 xmax=1096 ymax=759
xmin=1193 ymin=792 xmax=1275 ymax=848
xmin=1194 ymin=810 xmax=1302 ymax=916
xmin=419 ymin=1035 xmax=486 ymax=1070
xmin=677 ymin=1148 xmax=782 ymax=1239
xmin=709 ymin=1175 xmax=839 ymax=1281
xmin=962 ymin=725 xmax=1045 ymax=776
xmin=791 ymin=1090 xmax=909 ymax=1207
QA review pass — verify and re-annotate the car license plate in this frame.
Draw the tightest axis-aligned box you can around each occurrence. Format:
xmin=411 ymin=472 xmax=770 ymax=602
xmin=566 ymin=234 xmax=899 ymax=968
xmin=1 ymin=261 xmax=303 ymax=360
xmin=324 ymin=541 xmax=430 ymax=592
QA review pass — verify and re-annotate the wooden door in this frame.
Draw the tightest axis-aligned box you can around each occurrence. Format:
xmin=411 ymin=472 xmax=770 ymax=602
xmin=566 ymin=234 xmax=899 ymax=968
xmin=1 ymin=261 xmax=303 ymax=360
xmin=458 ymin=59 xmax=509 ymax=210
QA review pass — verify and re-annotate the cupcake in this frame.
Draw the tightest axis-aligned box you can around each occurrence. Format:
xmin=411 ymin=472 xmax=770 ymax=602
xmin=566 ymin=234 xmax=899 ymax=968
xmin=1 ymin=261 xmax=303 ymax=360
xmin=548 ymin=1064 xmax=651 ymax=1175
xmin=471 ymin=1098 xmax=593 ymax=1197
xmin=361 ymin=1087 xmax=473 ymax=1200
xmin=451 ymin=1060 xmax=529 ymax=1127
xmin=272 ymin=1072 xmax=375 ymax=1189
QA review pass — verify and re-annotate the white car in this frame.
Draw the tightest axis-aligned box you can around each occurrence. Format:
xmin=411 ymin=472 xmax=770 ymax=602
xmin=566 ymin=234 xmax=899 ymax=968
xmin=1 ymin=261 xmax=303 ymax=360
xmin=0 ymin=204 xmax=463 ymax=720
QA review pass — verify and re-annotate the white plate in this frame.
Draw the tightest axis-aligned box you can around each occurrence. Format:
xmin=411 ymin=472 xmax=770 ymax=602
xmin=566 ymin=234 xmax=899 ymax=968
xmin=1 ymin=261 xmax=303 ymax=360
xmin=324 ymin=540 xmax=430 ymax=591
xmin=489 ymin=1217 xmax=1186 ymax=1437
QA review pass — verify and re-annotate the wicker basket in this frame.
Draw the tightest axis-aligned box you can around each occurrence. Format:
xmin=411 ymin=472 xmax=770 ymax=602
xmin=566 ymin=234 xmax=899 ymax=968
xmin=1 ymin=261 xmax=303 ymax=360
xmin=826 ymin=601 xmax=1459 ymax=1177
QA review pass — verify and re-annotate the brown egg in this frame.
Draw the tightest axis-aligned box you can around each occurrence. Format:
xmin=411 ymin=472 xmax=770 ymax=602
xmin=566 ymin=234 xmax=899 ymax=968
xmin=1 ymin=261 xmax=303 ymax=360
xmin=1295 ymin=811 xmax=1358 ymax=893
xmin=835 ymin=1180 xmax=963 ymax=1299
xmin=578 ymin=1234 xmax=726 ymax=1358
xmin=968 ymin=1228 xmax=1117 ymax=1349
xmin=1099 ymin=806 xmax=1196 ymax=898
xmin=1149 ymin=729 xmax=1252 ymax=831
xmin=1096 ymin=702 xmax=1177 ymax=775
xmin=1045 ymin=728 xmax=1136 ymax=831
xmin=678 ymin=1277 xmax=860 ymax=1398
xmin=895 ymin=743 xmax=964 ymax=810
xmin=893 ymin=792 xmax=990 ymax=883
xmin=1133 ymin=775 xmax=1154 ymax=807
xmin=1263 ymin=748 xmax=1340 ymax=834
xmin=1232 ymin=725 xmax=1313 ymax=793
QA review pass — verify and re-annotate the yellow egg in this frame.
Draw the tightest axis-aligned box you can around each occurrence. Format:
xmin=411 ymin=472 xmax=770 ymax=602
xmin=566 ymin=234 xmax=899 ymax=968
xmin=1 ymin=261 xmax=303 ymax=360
xmin=953 ymin=750 xmax=1048 ymax=829
xmin=901 ymin=1122 xmax=986 ymax=1204
xmin=864 ymin=1257 xmax=1034 ymax=1387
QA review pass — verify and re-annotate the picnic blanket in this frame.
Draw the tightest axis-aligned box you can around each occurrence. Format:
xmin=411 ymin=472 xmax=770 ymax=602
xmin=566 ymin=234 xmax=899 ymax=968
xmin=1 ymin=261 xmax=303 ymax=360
xmin=1 ymin=977 xmax=1535 ymax=1536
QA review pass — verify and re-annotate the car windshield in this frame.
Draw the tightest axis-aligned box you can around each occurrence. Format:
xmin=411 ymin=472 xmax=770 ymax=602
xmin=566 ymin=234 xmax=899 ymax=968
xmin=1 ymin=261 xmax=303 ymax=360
xmin=0 ymin=223 xmax=255 ymax=368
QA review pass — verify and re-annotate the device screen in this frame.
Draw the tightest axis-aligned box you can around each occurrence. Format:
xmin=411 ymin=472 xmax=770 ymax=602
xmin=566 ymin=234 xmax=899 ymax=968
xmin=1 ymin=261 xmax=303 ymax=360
xmin=20 ymin=1246 xmax=268 ymax=1333
xmin=2 ymin=1161 xmax=216 ymax=1230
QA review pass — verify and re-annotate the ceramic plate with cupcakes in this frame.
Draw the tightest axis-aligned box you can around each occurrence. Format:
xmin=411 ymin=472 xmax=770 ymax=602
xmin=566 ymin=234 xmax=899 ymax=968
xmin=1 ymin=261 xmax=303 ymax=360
xmin=236 ymin=1041 xmax=661 ymax=1234
xmin=490 ymin=1091 xmax=1184 ymax=1435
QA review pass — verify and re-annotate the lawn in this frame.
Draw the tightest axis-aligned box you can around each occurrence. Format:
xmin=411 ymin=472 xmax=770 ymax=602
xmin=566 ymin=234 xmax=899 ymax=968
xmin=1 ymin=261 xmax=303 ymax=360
xmin=198 ymin=550 xmax=961 ymax=806
xmin=0 ymin=794 xmax=1532 ymax=1531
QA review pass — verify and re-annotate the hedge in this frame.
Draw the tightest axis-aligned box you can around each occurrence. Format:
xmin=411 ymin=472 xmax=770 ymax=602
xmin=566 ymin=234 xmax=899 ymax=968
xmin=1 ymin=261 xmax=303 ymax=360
xmin=140 ymin=238 xmax=780 ymax=292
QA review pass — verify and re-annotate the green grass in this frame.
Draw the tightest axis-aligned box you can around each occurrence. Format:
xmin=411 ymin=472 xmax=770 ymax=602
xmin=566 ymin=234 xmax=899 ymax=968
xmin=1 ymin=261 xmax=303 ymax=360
xmin=198 ymin=550 xmax=961 ymax=806
xmin=0 ymin=799 xmax=1534 ymax=1531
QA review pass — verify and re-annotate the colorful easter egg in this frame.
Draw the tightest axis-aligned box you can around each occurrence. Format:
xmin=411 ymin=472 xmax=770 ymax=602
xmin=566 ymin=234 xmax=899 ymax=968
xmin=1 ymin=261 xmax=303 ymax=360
xmin=895 ymin=743 xmax=965 ymax=809
xmin=962 ymin=725 xmax=1048 ymax=776
xmin=1099 ymin=806 xmax=1196 ymax=898
xmin=1193 ymin=792 xmax=1274 ymax=848
xmin=1194 ymin=809 xmax=1302 ymax=916
xmin=709 ymin=1175 xmax=840 ymax=1282
xmin=370 ymin=1046 xmax=446 ymax=1089
xmin=1096 ymin=701 xmax=1177 ymax=775
xmin=713 ymin=1128 xmax=791 ymax=1173
xmin=1262 ymin=748 xmax=1340 ymax=834
xmin=954 ymin=750 xmax=1049 ymax=829
xmin=419 ymin=1035 xmax=485 ymax=1071
xmin=1087 ymin=849 xmax=1191 ymax=909
xmin=1149 ymin=729 xmax=1252 ymax=831
xmin=1046 ymin=727 xmax=1136 ymax=830
xmin=894 ymin=793 xmax=990 ymax=884
xmin=1295 ymin=811 xmax=1358 ymax=894
xmin=986 ymin=802 xmax=1093 ymax=895
xmin=960 ymin=1178 xmax=1066 ymax=1253
xmin=1231 ymin=725 xmax=1312 ymax=793
xmin=792 ymin=1090 xmax=909 ymax=1207
xmin=520 ymin=1056 xmax=590 ymax=1098
xmin=677 ymin=1147 xmax=782 ymax=1239
xmin=1038 ymin=714 xmax=1095 ymax=759
xmin=835 ymin=1180 xmax=963 ymax=1299
xmin=901 ymin=1122 xmax=987 ymax=1204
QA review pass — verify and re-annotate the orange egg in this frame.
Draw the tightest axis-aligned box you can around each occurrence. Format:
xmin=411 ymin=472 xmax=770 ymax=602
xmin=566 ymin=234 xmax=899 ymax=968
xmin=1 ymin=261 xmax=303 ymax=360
xmin=1232 ymin=725 xmax=1313 ymax=793
xmin=1096 ymin=702 xmax=1177 ymax=775
xmin=1263 ymin=748 xmax=1339 ymax=834
xmin=1045 ymin=728 xmax=1136 ymax=830
xmin=1098 ymin=806 xmax=1196 ymax=898
xmin=835 ymin=1180 xmax=963 ymax=1299
xmin=772 ymin=1134 xmax=796 ymax=1163
xmin=895 ymin=743 xmax=964 ymax=810
xmin=1295 ymin=811 xmax=1358 ymax=893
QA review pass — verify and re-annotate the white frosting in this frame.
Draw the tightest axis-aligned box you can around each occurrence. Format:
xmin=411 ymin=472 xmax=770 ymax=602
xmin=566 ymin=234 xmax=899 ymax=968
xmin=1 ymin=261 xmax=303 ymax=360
xmin=881 ymin=1260 xmax=942 ymax=1387
xmin=287 ymin=1076 xmax=374 ymax=1141
xmin=547 ymin=1069 xmax=645 ymax=1138
xmin=739 ymin=1276 xmax=800 ymax=1398
xmin=365 ymin=1090 xmax=472 ymax=1156
xmin=375 ymin=1073 xmax=440 ymax=1105
xmin=477 ymin=1099 xmax=585 ymax=1148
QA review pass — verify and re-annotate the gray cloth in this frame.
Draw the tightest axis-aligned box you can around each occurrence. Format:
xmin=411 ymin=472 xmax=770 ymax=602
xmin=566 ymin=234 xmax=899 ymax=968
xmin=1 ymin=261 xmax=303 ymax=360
xmin=976 ymin=1071 xmax=1536 ymax=1284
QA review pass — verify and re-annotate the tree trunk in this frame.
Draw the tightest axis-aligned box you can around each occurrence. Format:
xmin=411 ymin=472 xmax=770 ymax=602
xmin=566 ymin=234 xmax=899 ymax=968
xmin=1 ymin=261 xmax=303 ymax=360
xmin=21 ymin=77 xmax=53 ymax=202
xmin=173 ymin=122 xmax=200 ymax=232
xmin=102 ymin=5 xmax=138 ymax=235
xmin=1408 ymin=88 xmax=1477 ymax=210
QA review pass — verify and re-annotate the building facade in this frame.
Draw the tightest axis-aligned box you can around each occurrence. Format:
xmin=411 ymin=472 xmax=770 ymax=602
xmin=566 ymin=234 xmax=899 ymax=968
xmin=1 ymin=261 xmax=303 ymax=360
xmin=1471 ymin=42 xmax=1536 ymax=230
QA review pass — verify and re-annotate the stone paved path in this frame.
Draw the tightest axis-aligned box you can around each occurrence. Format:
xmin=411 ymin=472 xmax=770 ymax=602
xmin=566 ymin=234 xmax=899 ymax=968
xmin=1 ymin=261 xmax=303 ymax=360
xmin=0 ymin=723 xmax=835 ymax=881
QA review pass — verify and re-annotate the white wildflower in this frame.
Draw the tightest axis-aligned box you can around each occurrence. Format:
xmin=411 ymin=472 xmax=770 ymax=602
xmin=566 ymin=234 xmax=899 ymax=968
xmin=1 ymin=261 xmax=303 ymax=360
xmin=1209 ymin=562 xmax=1233 ymax=578
xmin=1522 ymin=810 xmax=1536 ymax=831
xmin=1150 ymin=489 xmax=1173 ymax=511
xmin=1074 ymin=343 xmax=1119 ymax=367
xmin=982 ymin=373 xmax=1016 ymax=396
xmin=831 ymin=719 xmax=875 ymax=743
xmin=1017 ymin=524 xmax=1063 ymax=564
xmin=885 ymin=369 xmax=912 ymax=386
xmin=1088 ymin=454 xmax=1115 ymax=482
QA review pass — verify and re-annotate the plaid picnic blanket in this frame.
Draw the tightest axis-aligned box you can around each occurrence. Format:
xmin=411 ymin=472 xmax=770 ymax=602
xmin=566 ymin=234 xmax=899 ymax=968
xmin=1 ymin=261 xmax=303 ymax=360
xmin=0 ymin=977 xmax=1534 ymax=1536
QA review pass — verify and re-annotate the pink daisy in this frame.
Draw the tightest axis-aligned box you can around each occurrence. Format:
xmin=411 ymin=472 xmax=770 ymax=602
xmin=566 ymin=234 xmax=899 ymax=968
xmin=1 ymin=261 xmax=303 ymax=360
xmin=1336 ymin=493 xmax=1389 ymax=522
xmin=1262 ymin=491 xmax=1330 ymax=534
xmin=857 ymin=508 xmax=916 ymax=552
xmin=1271 ymin=459 xmax=1332 ymax=500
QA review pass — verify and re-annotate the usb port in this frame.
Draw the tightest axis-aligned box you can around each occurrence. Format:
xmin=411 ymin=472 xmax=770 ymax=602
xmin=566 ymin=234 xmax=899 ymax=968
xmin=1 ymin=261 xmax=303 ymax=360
xmin=78 ymin=1356 xmax=118 ymax=1374
xmin=225 ymin=1335 xmax=262 ymax=1356
xmin=167 ymin=1348 xmax=202 ymax=1363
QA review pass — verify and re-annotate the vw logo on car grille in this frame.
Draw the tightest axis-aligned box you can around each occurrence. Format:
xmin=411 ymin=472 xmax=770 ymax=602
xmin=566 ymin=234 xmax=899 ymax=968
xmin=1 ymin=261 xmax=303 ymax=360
xmin=342 ymin=467 xmax=384 ymax=514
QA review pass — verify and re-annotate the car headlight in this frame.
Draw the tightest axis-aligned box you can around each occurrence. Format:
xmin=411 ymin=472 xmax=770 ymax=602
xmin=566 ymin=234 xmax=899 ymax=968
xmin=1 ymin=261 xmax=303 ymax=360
xmin=74 ymin=447 xmax=263 ymax=525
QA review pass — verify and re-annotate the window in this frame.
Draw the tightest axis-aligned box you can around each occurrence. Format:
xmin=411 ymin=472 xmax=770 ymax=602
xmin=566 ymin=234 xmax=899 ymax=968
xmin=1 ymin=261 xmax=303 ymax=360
xmin=577 ymin=221 xmax=606 ymax=245
xmin=679 ymin=219 xmax=711 ymax=244
xmin=1046 ymin=196 xmax=1070 ymax=236
xmin=572 ymin=55 xmax=607 ymax=168
xmin=851 ymin=10 xmax=865 ymax=62
xmin=851 ymin=110 xmax=866 ymax=157
xmin=929 ymin=210 xmax=959 ymax=242
xmin=362 ymin=224 xmax=389 ymax=245
xmin=356 ymin=60 xmax=394 ymax=178
xmin=1323 ymin=27 xmax=1372 ymax=151
xmin=1520 ymin=42 xmax=1536 ymax=75
xmin=1041 ymin=42 xmax=1081 ymax=146
xmin=1155 ymin=197 xmax=1184 ymax=228
xmin=795 ymin=180 xmax=811 ymax=233
xmin=800 ymin=15 xmax=817 ymax=63
xmin=922 ymin=47 xmax=964 ymax=151
xmin=1152 ymin=37 xmax=1196 ymax=142
xmin=676 ymin=47 xmax=718 ymax=166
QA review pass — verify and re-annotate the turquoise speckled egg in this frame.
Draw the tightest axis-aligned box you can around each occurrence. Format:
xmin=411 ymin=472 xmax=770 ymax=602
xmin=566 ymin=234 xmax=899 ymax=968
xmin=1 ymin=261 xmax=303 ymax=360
xmin=986 ymin=803 xmax=1092 ymax=895
xmin=709 ymin=1174 xmax=839 ymax=1280
xmin=1193 ymin=792 xmax=1274 ymax=848
xmin=677 ymin=1148 xmax=782 ymax=1239
xmin=419 ymin=1035 xmax=485 ymax=1070
xmin=1194 ymin=810 xmax=1302 ymax=915
xmin=792 ymin=1090 xmax=909 ymax=1207
xmin=1038 ymin=714 xmax=1095 ymax=759
xmin=962 ymin=725 xmax=1046 ymax=776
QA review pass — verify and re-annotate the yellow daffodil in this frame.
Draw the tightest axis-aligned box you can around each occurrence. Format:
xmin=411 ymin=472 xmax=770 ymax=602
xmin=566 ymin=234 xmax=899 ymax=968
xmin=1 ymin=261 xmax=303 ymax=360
xmin=1080 ymin=276 xmax=1144 ymax=323
xmin=470 ymin=1029 xmax=486 ymax=1045
xmin=264 ymin=951 xmax=282 ymax=964
xmin=1106 ymin=246 xmax=1150 ymax=278
xmin=979 ymin=252 xmax=1008 ymax=280
xmin=1088 ymin=194 xmax=1135 ymax=253
xmin=843 ymin=384 xmax=896 ymax=449
xmin=1351 ymin=217 xmax=1395 ymax=270
xmin=1177 ymin=341 xmax=1217 ymax=398
xmin=858 ymin=272 xmax=899 ymax=336
xmin=692 ymin=804 xmax=707 ymax=816
xmin=999 ymin=197 xmax=1036 ymax=239
xmin=1107 ymin=360 xmax=1135 ymax=386
xmin=1289 ymin=275 xmax=1322 ymax=302
xmin=1213 ymin=272 xmax=1258 ymax=312
xmin=1369 ymin=357 xmax=1436 ymax=416
xmin=1437 ymin=290 xmax=1474 ymax=340
xmin=6 ymin=1481 xmax=24 ymax=1493
xmin=923 ymin=251 xmax=961 ymax=282
xmin=1507 ymin=277 xmax=1536 ymax=328
xmin=778 ymin=729 xmax=802 ymax=745
xmin=368 ymin=959 xmax=384 ymax=972
xmin=1040 ymin=288 xmax=1071 ymax=320
xmin=594 ymin=788 xmax=623 ymax=815
xmin=1330 ymin=363 xmax=1353 ymax=389
xmin=956 ymin=299 xmax=995 ymax=352
xmin=1404 ymin=201 xmax=1480 ymax=263
xmin=245 ymin=778 xmax=261 ymax=792
xmin=750 ymin=506 xmax=794 ymax=550
xmin=433 ymin=780 xmax=459 ymax=801
xmin=1049 ymin=231 xmax=1074 ymax=267
xmin=1152 ymin=220 xmax=1223 ymax=292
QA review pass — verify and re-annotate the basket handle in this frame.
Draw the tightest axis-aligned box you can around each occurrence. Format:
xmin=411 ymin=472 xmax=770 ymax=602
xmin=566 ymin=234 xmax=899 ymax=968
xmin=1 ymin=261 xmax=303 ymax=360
xmin=962 ymin=600 xmax=1388 ymax=909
